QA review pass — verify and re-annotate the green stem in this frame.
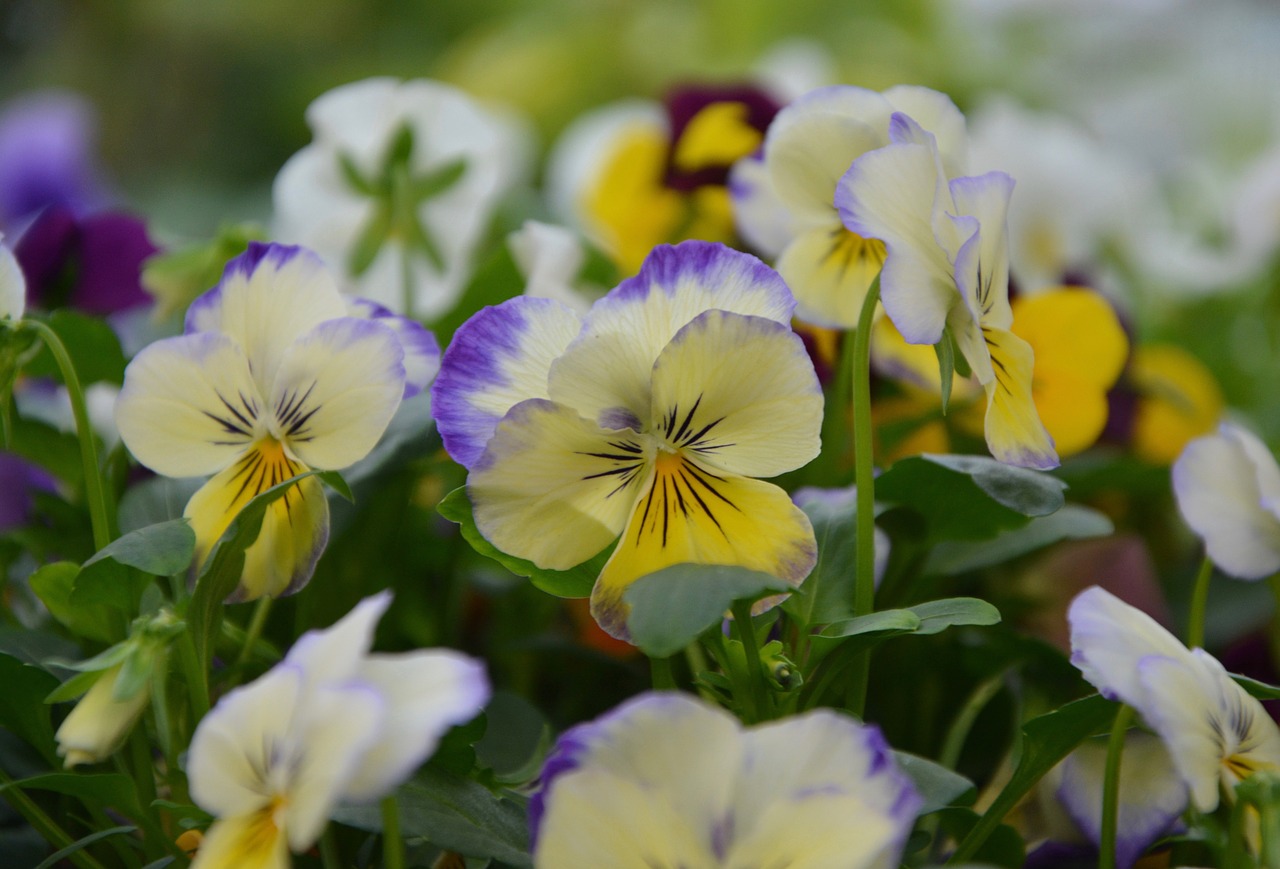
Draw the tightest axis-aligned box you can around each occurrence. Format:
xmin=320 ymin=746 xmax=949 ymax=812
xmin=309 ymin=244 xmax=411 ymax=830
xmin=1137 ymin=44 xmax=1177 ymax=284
xmin=0 ymin=769 xmax=111 ymax=869
xmin=731 ymin=600 xmax=767 ymax=723
xmin=1099 ymin=705 xmax=1136 ymax=869
xmin=382 ymin=795 xmax=405 ymax=869
xmin=938 ymin=670 xmax=1008 ymax=772
xmin=234 ymin=595 xmax=273 ymax=671
xmin=1187 ymin=557 xmax=1213 ymax=649
xmin=20 ymin=320 xmax=114 ymax=549
xmin=177 ymin=627 xmax=209 ymax=723
xmin=319 ymin=826 xmax=342 ymax=869
xmin=847 ymin=275 xmax=882 ymax=718
xmin=650 ymin=654 xmax=676 ymax=691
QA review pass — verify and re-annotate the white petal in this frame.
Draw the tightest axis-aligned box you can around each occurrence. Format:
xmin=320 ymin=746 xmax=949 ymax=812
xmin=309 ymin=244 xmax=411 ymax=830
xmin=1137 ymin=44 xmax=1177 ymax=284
xmin=304 ymin=77 xmax=402 ymax=173
xmin=0 ymin=240 xmax=24 ymax=320
xmin=836 ymin=141 xmax=956 ymax=345
xmin=432 ymin=297 xmax=583 ymax=468
xmin=1067 ymin=586 xmax=1192 ymax=706
xmin=269 ymin=317 xmax=405 ymax=470
xmin=341 ymin=651 xmax=490 ymax=801
xmin=948 ymin=172 xmax=1015 ymax=331
xmin=116 ymin=331 xmax=264 ymax=478
xmin=726 ymin=792 xmax=898 ymax=869
xmin=547 ymin=242 xmax=794 ymax=427
xmin=271 ymin=147 xmax=373 ymax=267
xmin=186 ymin=244 xmax=349 ymax=397
xmin=507 ymin=220 xmax=592 ymax=314
xmin=188 ymin=664 xmax=304 ymax=819
xmin=728 ymin=151 xmax=799 ymax=260
xmin=882 ymin=85 xmax=969 ymax=178
xmin=1172 ymin=424 xmax=1280 ymax=579
xmin=285 ymin=592 xmax=390 ymax=685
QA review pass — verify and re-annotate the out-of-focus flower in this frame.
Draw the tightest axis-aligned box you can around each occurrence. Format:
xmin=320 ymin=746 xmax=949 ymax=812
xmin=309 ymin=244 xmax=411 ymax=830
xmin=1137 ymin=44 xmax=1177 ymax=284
xmin=548 ymin=85 xmax=780 ymax=275
xmin=274 ymin=77 xmax=526 ymax=321
xmin=529 ymin=691 xmax=921 ymax=868
xmin=732 ymin=85 xmax=966 ymax=328
xmin=187 ymin=592 xmax=489 ymax=869
xmin=0 ymin=452 xmax=56 ymax=532
xmin=433 ymin=241 xmax=820 ymax=639
xmin=16 ymin=380 xmax=121 ymax=450
xmin=1173 ymin=423 xmax=1280 ymax=580
xmin=53 ymin=609 xmax=183 ymax=767
xmin=506 ymin=220 xmax=599 ymax=314
xmin=1069 ymin=586 xmax=1280 ymax=812
xmin=839 ymin=113 xmax=1057 ymax=469
xmin=1105 ymin=344 xmax=1223 ymax=465
xmin=1 ymin=235 xmax=23 ymax=321
xmin=969 ymin=100 xmax=1148 ymax=294
xmin=0 ymin=91 xmax=107 ymax=231
xmin=115 ymin=243 xmax=414 ymax=601
xmin=15 ymin=206 xmax=156 ymax=316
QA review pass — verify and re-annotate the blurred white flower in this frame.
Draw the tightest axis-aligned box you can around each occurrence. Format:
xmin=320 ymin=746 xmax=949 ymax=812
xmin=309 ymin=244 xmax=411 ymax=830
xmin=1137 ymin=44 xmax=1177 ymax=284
xmin=274 ymin=77 xmax=527 ymax=320
xmin=0 ymin=235 xmax=23 ymax=320
xmin=506 ymin=220 xmax=597 ymax=314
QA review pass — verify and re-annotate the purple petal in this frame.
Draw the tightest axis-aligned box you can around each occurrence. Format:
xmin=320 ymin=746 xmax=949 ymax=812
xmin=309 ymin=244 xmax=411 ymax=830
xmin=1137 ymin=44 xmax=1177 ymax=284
xmin=68 ymin=211 xmax=156 ymax=314
xmin=0 ymin=91 xmax=107 ymax=226
xmin=0 ymin=452 xmax=58 ymax=531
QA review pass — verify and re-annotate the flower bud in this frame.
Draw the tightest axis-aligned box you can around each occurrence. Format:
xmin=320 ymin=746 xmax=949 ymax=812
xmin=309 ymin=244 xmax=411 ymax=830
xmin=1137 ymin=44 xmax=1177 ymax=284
xmin=54 ymin=663 xmax=150 ymax=767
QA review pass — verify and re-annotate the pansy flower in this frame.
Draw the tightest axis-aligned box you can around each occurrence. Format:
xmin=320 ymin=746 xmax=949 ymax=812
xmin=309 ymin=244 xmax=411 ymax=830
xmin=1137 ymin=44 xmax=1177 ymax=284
xmin=1103 ymin=343 xmax=1223 ymax=465
xmin=187 ymin=592 xmax=489 ymax=869
xmin=1173 ymin=422 xmax=1280 ymax=580
xmin=116 ymin=243 xmax=419 ymax=601
xmin=548 ymin=85 xmax=780 ymax=275
xmin=1 ymin=234 xmax=23 ymax=320
xmin=529 ymin=691 xmax=922 ymax=868
xmin=433 ymin=241 xmax=821 ymax=638
xmin=1069 ymin=586 xmax=1280 ymax=813
xmin=838 ymin=114 xmax=1057 ymax=469
xmin=731 ymin=84 xmax=967 ymax=328
xmin=274 ymin=77 xmax=525 ymax=320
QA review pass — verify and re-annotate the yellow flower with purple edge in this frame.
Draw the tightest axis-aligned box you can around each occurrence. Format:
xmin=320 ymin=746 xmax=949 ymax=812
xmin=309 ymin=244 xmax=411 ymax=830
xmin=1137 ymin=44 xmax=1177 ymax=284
xmin=116 ymin=242 xmax=436 ymax=601
xmin=432 ymin=241 xmax=821 ymax=639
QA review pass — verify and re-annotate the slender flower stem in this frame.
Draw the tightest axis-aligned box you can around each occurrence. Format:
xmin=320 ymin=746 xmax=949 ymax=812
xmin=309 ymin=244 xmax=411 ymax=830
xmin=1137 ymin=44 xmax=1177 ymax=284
xmin=1187 ymin=557 xmax=1213 ymax=649
xmin=178 ymin=628 xmax=210 ymax=723
xmin=320 ymin=826 xmax=342 ymax=869
xmin=382 ymin=795 xmax=405 ymax=869
xmin=235 ymin=595 xmax=273 ymax=671
xmin=847 ymin=275 xmax=882 ymax=718
xmin=938 ymin=670 xmax=1009 ymax=773
xmin=730 ymin=600 xmax=767 ymax=723
xmin=1099 ymin=704 xmax=1136 ymax=869
xmin=20 ymin=319 xmax=114 ymax=550
xmin=650 ymin=654 xmax=676 ymax=691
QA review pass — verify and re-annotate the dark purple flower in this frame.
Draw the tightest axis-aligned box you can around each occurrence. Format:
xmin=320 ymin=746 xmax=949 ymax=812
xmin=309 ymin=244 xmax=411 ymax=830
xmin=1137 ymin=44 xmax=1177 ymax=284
xmin=662 ymin=84 xmax=781 ymax=191
xmin=0 ymin=452 xmax=57 ymax=532
xmin=15 ymin=205 xmax=156 ymax=315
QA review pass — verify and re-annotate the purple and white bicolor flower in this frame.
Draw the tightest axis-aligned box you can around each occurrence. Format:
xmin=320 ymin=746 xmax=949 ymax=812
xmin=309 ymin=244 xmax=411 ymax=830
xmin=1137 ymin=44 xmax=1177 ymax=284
xmin=116 ymin=243 xmax=431 ymax=601
xmin=186 ymin=592 xmax=489 ymax=869
xmin=344 ymin=297 xmax=440 ymax=398
xmin=730 ymin=84 xmax=967 ymax=328
xmin=433 ymin=241 xmax=822 ymax=639
xmin=839 ymin=112 xmax=1057 ymax=470
xmin=1172 ymin=422 xmax=1280 ymax=580
xmin=529 ymin=691 xmax=922 ymax=868
xmin=1069 ymin=586 xmax=1280 ymax=813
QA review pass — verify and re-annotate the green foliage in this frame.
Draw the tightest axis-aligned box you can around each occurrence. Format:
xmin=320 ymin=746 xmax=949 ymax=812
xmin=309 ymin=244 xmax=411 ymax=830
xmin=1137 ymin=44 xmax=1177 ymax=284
xmin=22 ymin=312 xmax=126 ymax=386
xmin=821 ymin=597 xmax=1001 ymax=643
xmin=783 ymin=488 xmax=858 ymax=626
xmin=623 ymin=564 xmax=792 ymax=657
xmin=75 ymin=519 xmax=196 ymax=614
xmin=437 ymin=486 xmax=601 ymax=599
xmin=926 ymin=504 xmax=1114 ymax=574
xmin=0 ymin=654 xmax=59 ymax=763
xmin=894 ymin=751 xmax=975 ymax=814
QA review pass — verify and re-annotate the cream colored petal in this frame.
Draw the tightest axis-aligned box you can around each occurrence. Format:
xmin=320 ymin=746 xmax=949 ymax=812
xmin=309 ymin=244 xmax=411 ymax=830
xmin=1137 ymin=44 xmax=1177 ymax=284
xmin=469 ymin=399 xmax=651 ymax=571
xmin=267 ymin=317 xmax=404 ymax=470
xmin=284 ymin=592 xmax=390 ymax=686
xmin=776 ymin=223 xmax=887 ymax=328
xmin=883 ymin=85 xmax=969 ymax=177
xmin=0 ymin=240 xmax=24 ymax=320
xmin=116 ymin=332 xmax=265 ymax=478
xmin=648 ymin=310 xmax=822 ymax=478
xmin=726 ymin=792 xmax=898 ymax=869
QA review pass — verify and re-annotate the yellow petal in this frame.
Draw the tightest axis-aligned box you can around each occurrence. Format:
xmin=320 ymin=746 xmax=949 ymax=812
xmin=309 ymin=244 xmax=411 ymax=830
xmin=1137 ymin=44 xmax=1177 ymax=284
xmin=777 ymin=224 xmax=886 ymax=328
xmin=189 ymin=804 xmax=290 ymax=869
xmin=590 ymin=455 xmax=815 ymax=639
xmin=1026 ymin=368 xmax=1110 ymax=459
xmin=981 ymin=328 xmax=1059 ymax=469
xmin=672 ymin=101 xmax=763 ymax=173
xmin=185 ymin=439 xmax=328 ymax=601
xmin=1011 ymin=288 xmax=1129 ymax=390
xmin=1130 ymin=344 xmax=1224 ymax=465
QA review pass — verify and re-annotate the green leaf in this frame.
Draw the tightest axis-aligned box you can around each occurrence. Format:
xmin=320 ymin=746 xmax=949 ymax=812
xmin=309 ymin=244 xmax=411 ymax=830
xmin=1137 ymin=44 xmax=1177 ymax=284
xmin=950 ymin=694 xmax=1117 ymax=863
xmin=23 ymin=311 xmax=127 ymax=386
xmin=908 ymin=598 xmax=1002 ymax=635
xmin=43 ymin=669 xmax=104 ymax=704
xmin=74 ymin=519 xmax=196 ymax=612
xmin=437 ymin=487 xmax=600 ymax=599
xmin=33 ymin=825 xmax=137 ymax=869
xmin=332 ymin=767 xmax=531 ymax=866
xmin=782 ymin=488 xmax=858 ymax=627
xmin=316 ymin=470 xmax=355 ymax=503
xmin=413 ymin=157 xmax=468 ymax=200
xmin=188 ymin=471 xmax=326 ymax=674
xmin=28 ymin=561 xmax=111 ymax=643
xmin=894 ymin=751 xmax=975 ymax=814
xmin=877 ymin=454 xmax=1066 ymax=542
xmin=475 ymin=691 xmax=550 ymax=783
xmin=1235 ymin=674 xmax=1280 ymax=700
xmin=820 ymin=608 xmax=922 ymax=641
xmin=0 ymin=772 xmax=147 ymax=819
xmin=0 ymin=654 xmax=59 ymax=762
xmin=937 ymin=807 xmax=1025 ymax=868
xmin=926 ymin=505 xmax=1114 ymax=575
xmin=935 ymin=332 xmax=955 ymax=415
xmin=623 ymin=564 xmax=792 ymax=658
